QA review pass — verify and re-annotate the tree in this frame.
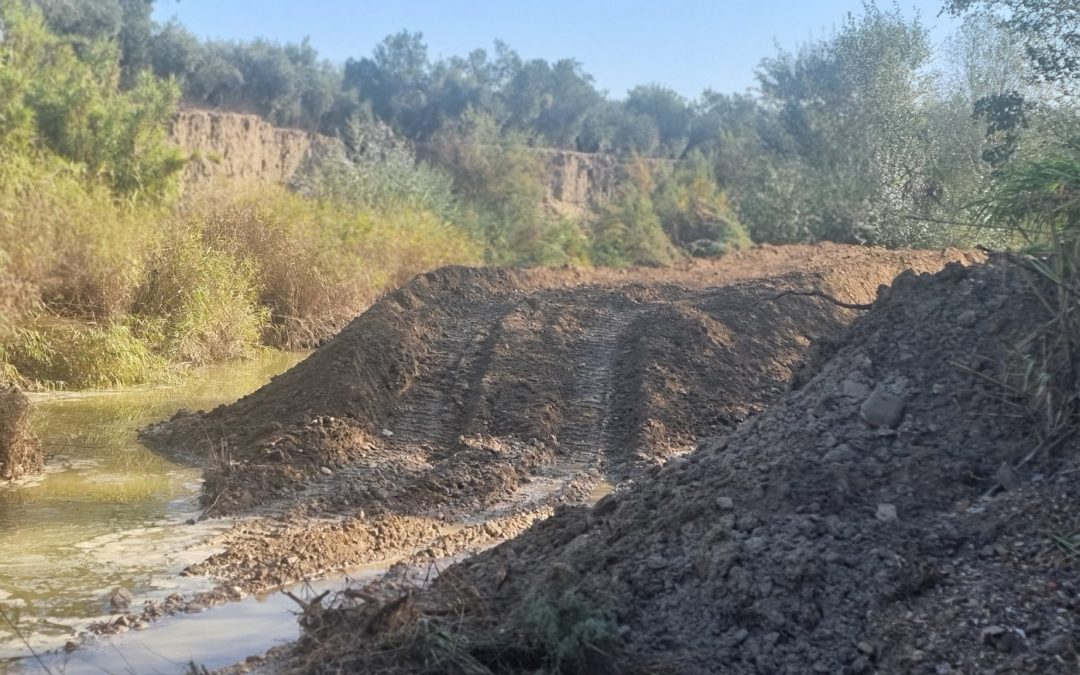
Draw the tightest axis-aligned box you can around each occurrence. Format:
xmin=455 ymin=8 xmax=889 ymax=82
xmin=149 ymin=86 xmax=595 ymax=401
xmin=944 ymin=0 xmax=1080 ymax=89
xmin=625 ymin=85 xmax=692 ymax=157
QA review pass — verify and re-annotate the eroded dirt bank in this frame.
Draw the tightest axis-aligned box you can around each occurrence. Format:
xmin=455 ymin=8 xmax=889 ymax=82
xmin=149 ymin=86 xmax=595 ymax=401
xmin=282 ymin=256 xmax=1080 ymax=675
xmin=0 ymin=384 xmax=41 ymax=481
xmin=135 ymin=244 xmax=971 ymax=600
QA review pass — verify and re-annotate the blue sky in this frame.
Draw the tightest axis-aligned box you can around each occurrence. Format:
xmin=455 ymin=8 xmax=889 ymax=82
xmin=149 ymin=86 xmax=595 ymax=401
xmin=151 ymin=1 xmax=958 ymax=99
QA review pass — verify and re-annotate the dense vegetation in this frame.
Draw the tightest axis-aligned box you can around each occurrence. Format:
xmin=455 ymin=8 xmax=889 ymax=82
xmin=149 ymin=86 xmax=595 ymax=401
xmin=0 ymin=0 xmax=1076 ymax=389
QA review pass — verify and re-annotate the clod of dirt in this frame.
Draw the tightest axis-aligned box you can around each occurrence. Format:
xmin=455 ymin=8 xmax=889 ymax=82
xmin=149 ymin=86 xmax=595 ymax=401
xmin=0 ymin=383 xmax=41 ymax=481
xmin=283 ymin=257 xmax=1080 ymax=674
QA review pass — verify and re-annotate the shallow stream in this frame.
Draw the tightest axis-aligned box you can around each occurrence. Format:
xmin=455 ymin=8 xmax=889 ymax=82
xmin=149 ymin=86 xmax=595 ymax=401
xmin=0 ymin=352 xmax=307 ymax=669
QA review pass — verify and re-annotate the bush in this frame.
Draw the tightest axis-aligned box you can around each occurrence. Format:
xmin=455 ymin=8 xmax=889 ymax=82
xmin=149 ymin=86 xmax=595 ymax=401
xmin=590 ymin=184 xmax=676 ymax=267
xmin=519 ymin=589 xmax=619 ymax=674
xmin=654 ymin=153 xmax=751 ymax=256
xmin=134 ymin=228 xmax=268 ymax=365
xmin=2 ymin=320 xmax=167 ymax=389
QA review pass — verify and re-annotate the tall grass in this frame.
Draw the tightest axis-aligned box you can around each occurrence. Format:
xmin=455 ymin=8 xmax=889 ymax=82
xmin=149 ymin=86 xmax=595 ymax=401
xmin=2 ymin=321 xmax=168 ymax=389
xmin=0 ymin=176 xmax=481 ymax=387
xmin=974 ymin=151 xmax=1080 ymax=446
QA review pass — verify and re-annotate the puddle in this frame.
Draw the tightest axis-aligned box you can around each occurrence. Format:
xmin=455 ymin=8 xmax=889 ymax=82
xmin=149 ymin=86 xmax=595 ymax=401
xmin=0 ymin=352 xmax=307 ymax=663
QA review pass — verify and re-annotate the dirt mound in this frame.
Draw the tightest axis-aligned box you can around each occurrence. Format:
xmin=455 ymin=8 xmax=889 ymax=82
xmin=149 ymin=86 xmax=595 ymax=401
xmin=284 ymin=257 xmax=1080 ymax=674
xmin=142 ymin=245 xmax=966 ymax=522
xmin=0 ymin=384 xmax=41 ymax=481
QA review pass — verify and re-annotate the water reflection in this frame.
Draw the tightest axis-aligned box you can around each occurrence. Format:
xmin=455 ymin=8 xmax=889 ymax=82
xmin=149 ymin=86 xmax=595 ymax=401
xmin=0 ymin=351 xmax=307 ymax=660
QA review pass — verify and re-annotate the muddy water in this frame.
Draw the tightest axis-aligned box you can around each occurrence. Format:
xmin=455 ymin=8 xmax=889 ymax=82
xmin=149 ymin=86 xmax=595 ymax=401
xmin=0 ymin=352 xmax=306 ymax=664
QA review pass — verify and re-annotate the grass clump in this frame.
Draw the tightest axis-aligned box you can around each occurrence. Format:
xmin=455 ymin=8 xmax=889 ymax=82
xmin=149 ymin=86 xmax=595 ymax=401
xmin=513 ymin=588 xmax=621 ymax=674
xmin=134 ymin=228 xmax=268 ymax=365
xmin=2 ymin=320 xmax=168 ymax=389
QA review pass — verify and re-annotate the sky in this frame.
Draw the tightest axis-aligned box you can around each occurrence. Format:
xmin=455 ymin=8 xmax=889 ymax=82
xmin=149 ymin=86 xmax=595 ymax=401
xmin=151 ymin=1 xmax=960 ymax=100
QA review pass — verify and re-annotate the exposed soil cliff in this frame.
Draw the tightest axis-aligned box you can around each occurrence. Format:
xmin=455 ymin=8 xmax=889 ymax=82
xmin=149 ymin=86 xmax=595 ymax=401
xmin=169 ymin=110 xmax=340 ymax=190
xmin=169 ymin=110 xmax=655 ymax=214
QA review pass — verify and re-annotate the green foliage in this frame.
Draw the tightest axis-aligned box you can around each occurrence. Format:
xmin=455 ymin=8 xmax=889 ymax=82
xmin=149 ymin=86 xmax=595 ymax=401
xmin=653 ymin=153 xmax=751 ymax=255
xmin=591 ymin=183 xmax=676 ymax=267
xmin=294 ymin=115 xmax=455 ymax=217
xmin=0 ymin=0 xmax=184 ymax=200
xmin=134 ymin=227 xmax=269 ymax=365
xmin=430 ymin=110 xmax=584 ymax=265
xmin=944 ymin=0 xmax=1080 ymax=89
xmin=3 ymin=320 xmax=167 ymax=389
xmin=975 ymin=152 xmax=1080 ymax=249
xmin=519 ymin=590 xmax=619 ymax=674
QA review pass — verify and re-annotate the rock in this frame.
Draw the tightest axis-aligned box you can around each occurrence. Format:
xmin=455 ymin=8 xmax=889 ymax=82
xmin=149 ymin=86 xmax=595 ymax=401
xmin=185 ymin=601 xmax=207 ymax=613
xmin=716 ymin=497 xmax=735 ymax=511
xmin=957 ymin=309 xmax=977 ymax=327
xmin=64 ymin=640 xmax=80 ymax=652
xmin=823 ymin=444 xmax=857 ymax=464
xmin=876 ymin=504 xmax=898 ymax=522
xmin=811 ymin=398 xmax=831 ymax=418
xmin=380 ymin=428 xmax=394 ymax=437
xmin=856 ymin=641 xmax=876 ymax=656
xmin=320 ymin=466 xmax=333 ymax=476
xmin=109 ymin=587 xmax=134 ymax=611
xmin=1040 ymin=634 xmax=1072 ymax=655
xmin=995 ymin=462 xmax=1021 ymax=491
xmin=842 ymin=380 xmax=872 ymax=400
xmin=860 ymin=386 xmax=906 ymax=429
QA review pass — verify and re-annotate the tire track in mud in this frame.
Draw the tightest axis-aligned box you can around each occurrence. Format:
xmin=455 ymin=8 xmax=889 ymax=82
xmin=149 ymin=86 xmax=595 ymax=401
xmin=551 ymin=298 xmax=643 ymax=470
xmin=380 ymin=300 xmax=514 ymax=446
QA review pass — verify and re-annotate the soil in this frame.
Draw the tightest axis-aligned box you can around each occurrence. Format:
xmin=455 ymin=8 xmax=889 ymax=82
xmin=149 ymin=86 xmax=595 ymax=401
xmin=136 ymin=244 xmax=971 ymax=601
xmin=278 ymin=255 xmax=1080 ymax=675
xmin=0 ymin=384 xmax=41 ymax=481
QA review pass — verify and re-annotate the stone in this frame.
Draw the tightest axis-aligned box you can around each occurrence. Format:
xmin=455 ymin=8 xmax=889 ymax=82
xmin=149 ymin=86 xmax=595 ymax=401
xmin=64 ymin=640 xmax=80 ymax=652
xmin=320 ymin=466 xmax=333 ymax=476
xmin=876 ymin=504 xmax=898 ymax=522
xmin=842 ymin=380 xmax=872 ymax=400
xmin=823 ymin=444 xmax=857 ymax=464
xmin=185 ymin=601 xmax=207 ymax=613
xmin=860 ymin=386 xmax=906 ymax=429
xmin=980 ymin=626 xmax=1006 ymax=644
xmin=856 ymin=641 xmax=876 ymax=655
xmin=716 ymin=497 xmax=735 ymax=511
xmin=957 ymin=309 xmax=977 ymax=327
xmin=995 ymin=462 xmax=1021 ymax=491
xmin=380 ymin=428 xmax=394 ymax=437
xmin=1040 ymin=634 xmax=1072 ymax=655
xmin=109 ymin=587 xmax=134 ymax=611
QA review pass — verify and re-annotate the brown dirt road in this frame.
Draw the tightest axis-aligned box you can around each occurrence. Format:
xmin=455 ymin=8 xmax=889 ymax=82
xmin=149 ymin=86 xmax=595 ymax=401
xmin=139 ymin=243 xmax=976 ymax=596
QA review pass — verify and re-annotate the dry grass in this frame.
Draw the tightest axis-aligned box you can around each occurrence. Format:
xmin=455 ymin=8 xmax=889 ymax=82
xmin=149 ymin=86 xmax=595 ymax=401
xmin=0 ymin=384 xmax=42 ymax=480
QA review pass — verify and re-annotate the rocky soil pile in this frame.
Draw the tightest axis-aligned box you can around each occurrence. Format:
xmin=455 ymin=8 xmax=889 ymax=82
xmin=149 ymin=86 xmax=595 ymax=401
xmin=142 ymin=244 xmax=968 ymax=522
xmin=0 ymin=384 xmax=41 ymax=481
xmin=286 ymin=257 xmax=1080 ymax=674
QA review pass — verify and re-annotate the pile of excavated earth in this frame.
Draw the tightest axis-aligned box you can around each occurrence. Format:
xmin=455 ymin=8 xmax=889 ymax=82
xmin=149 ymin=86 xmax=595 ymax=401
xmin=269 ymin=254 xmax=1080 ymax=675
xmin=0 ymin=383 xmax=40 ymax=481
xmin=138 ymin=244 xmax=970 ymax=602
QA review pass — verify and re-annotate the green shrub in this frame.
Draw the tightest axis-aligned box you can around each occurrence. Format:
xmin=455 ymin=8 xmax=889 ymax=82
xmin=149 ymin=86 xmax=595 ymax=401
xmin=590 ymin=184 xmax=676 ymax=267
xmin=519 ymin=589 xmax=619 ymax=674
xmin=134 ymin=228 xmax=268 ymax=365
xmin=654 ymin=153 xmax=751 ymax=256
xmin=3 ymin=320 xmax=167 ymax=389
